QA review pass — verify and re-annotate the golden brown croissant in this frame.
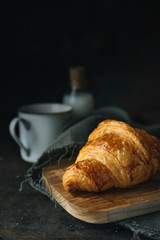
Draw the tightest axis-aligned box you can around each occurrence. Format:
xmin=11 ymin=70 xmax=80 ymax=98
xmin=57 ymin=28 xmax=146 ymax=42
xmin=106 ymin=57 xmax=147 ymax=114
xmin=62 ymin=119 xmax=160 ymax=192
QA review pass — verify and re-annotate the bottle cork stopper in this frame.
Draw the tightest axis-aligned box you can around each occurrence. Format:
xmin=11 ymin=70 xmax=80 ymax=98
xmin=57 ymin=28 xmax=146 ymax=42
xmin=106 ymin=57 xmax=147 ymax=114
xmin=69 ymin=66 xmax=86 ymax=90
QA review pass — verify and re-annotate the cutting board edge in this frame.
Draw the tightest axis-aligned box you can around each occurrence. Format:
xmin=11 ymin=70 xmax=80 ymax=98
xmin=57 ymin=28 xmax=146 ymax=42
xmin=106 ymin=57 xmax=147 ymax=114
xmin=108 ymin=198 xmax=160 ymax=223
xmin=60 ymin=195 xmax=160 ymax=224
xmin=43 ymin=174 xmax=109 ymax=223
xmin=43 ymin=174 xmax=160 ymax=224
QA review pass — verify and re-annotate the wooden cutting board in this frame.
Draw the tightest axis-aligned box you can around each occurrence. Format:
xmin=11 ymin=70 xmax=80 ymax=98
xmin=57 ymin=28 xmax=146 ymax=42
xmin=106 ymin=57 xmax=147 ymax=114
xmin=42 ymin=158 xmax=160 ymax=224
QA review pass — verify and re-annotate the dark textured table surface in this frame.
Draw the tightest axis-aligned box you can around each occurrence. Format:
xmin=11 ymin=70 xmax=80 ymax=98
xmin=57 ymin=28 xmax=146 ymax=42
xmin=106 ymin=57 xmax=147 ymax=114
xmin=1 ymin=110 xmax=159 ymax=240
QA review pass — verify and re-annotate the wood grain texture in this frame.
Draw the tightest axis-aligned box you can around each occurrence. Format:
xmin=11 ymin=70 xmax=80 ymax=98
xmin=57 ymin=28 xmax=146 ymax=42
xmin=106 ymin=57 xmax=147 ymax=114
xmin=42 ymin=158 xmax=160 ymax=224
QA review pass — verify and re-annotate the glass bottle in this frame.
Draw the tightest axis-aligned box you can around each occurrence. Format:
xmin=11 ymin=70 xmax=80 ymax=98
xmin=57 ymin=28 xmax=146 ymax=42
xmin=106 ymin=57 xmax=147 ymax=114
xmin=63 ymin=66 xmax=94 ymax=119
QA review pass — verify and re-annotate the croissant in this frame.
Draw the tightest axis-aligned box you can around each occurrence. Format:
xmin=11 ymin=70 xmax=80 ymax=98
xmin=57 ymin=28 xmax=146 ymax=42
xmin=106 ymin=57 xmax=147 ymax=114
xmin=62 ymin=119 xmax=160 ymax=192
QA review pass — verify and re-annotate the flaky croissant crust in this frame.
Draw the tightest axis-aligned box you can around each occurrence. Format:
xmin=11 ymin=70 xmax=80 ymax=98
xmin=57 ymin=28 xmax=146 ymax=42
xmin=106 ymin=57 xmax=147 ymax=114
xmin=62 ymin=119 xmax=160 ymax=192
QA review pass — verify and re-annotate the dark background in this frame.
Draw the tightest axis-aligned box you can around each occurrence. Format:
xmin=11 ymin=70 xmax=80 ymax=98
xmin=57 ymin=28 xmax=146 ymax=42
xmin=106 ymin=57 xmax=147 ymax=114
xmin=2 ymin=1 xmax=160 ymax=118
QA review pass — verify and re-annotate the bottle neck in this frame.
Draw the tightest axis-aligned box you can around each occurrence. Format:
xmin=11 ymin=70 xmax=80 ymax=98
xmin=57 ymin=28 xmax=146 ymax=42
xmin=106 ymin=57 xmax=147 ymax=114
xmin=71 ymin=87 xmax=86 ymax=93
xmin=69 ymin=66 xmax=86 ymax=90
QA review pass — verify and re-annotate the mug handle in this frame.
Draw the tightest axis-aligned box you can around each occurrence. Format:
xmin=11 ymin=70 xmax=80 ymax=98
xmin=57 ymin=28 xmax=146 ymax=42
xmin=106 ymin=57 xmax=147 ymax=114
xmin=9 ymin=117 xmax=30 ymax=156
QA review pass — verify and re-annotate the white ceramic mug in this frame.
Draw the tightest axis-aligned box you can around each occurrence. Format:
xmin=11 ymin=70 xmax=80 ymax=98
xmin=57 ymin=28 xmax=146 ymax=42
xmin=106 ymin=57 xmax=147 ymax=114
xmin=9 ymin=103 xmax=72 ymax=163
